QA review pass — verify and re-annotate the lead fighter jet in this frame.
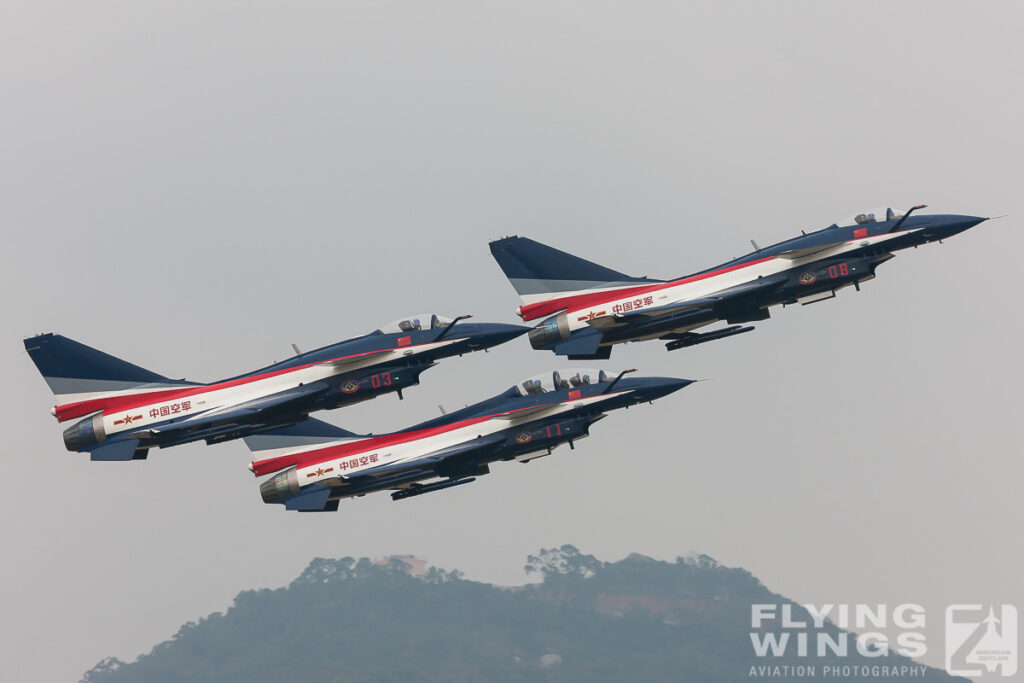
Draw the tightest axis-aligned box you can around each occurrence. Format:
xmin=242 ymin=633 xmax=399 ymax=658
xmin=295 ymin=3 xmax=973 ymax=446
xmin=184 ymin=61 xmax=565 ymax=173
xmin=247 ymin=368 xmax=692 ymax=511
xmin=489 ymin=206 xmax=989 ymax=359
xmin=25 ymin=315 xmax=527 ymax=461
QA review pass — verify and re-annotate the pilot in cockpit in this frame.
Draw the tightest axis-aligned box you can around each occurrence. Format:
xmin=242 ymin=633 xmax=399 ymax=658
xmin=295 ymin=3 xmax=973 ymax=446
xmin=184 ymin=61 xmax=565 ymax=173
xmin=854 ymin=208 xmax=902 ymax=225
xmin=398 ymin=319 xmax=422 ymax=332
xmin=522 ymin=379 xmax=545 ymax=395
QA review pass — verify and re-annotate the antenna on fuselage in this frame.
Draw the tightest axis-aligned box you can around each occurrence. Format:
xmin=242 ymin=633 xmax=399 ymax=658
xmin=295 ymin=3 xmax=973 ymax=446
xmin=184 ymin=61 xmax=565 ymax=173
xmin=291 ymin=344 xmax=302 ymax=356
xmin=602 ymin=368 xmax=637 ymax=395
xmin=889 ymin=204 xmax=927 ymax=232
xmin=750 ymin=239 xmax=761 ymax=250
xmin=435 ymin=314 xmax=472 ymax=340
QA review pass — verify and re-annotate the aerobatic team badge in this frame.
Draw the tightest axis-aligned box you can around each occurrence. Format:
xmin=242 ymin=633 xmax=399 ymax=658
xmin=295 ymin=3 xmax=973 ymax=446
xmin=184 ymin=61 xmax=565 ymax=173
xmin=799 ymin=271 xmax=817 ymax=285
xmin=340 ymin=380 xmax=360 ymax=394
xmin=515 ymin=432 xmax=533 ymax=443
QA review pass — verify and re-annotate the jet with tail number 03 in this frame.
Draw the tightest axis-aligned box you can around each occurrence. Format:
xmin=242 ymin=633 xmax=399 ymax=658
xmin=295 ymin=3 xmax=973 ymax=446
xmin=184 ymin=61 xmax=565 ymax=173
xmin=247 ymin=368 xmax=693 ymax=511
xmin=25 ymin=315 xmax=528 ymax=461
xmin=489 ymin=206 xmax=989 ymax=359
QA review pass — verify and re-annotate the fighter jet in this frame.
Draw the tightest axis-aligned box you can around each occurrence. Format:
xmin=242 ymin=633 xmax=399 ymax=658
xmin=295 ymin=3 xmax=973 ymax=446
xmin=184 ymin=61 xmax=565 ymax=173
xmin=25 ymin=314 xmax=528 ymax=461
xmin=247 ymin=368 xmax=692 ymax=511
xmin=489 ymin=206 xmax=989 ymax=359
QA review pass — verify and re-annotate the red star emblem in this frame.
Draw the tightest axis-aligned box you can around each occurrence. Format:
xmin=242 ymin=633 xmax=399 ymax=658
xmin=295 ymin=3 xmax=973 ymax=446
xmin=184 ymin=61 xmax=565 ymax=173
xmin=123 ymin=414 xmax=135 ymax=424
xmin=315 ymin=467 xmax=326 ymax=476
xmin=587 ymin=311 xmax=597 ymax=320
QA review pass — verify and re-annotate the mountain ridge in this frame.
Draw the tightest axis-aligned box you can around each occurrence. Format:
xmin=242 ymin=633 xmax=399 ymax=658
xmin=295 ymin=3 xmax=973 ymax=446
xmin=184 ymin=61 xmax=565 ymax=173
xmin=82 ymin=546 xmax=965 ymax=683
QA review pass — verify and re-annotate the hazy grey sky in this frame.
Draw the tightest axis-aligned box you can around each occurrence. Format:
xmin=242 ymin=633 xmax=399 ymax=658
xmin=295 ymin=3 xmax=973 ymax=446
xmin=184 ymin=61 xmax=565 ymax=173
xmin=2 ymin=2 xmax=1021 ymax=680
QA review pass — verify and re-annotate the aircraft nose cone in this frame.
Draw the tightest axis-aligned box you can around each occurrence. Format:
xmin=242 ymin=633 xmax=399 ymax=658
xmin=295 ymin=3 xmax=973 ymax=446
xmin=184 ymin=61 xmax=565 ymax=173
xmin=954 ymin=215 xmax=987 ymax=230
xmin=643 ymin=377 xmax=695 ymax=401
xmin=937 ymin=214 xmax=988 ymax=237
xmin=473 ymin=323 xmax=531 ymax=349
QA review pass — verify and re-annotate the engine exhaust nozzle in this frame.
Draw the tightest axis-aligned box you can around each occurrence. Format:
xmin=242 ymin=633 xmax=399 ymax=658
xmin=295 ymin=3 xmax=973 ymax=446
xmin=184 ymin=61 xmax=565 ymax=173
xmin=63 ymin=414 xmax=106 ymax=452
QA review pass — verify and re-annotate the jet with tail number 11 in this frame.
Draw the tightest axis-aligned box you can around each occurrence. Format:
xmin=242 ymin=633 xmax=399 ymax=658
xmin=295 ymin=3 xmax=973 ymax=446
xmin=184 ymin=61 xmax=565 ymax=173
xmin=489 ymin=206 xmax=989 ymax=359
xmin=247 ymin=368 xmax=693 ymax=511
xmin=25 ymin=315 xmax=527 ymax=461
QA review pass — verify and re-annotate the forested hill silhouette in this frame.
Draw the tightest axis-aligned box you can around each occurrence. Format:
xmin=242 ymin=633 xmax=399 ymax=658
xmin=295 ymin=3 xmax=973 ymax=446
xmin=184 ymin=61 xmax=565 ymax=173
xmin=82 ymin=546 xmax=964 ymax=683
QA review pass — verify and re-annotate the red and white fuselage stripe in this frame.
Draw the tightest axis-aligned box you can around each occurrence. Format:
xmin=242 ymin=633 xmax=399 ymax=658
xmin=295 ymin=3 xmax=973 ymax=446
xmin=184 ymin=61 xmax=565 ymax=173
xmin=57 ymin=338 xmax=467 ymax=440
xmin=517 ymin=229 xmax=923 ymax=327
xmin=251 ymin=391 xmax=628 ymax=481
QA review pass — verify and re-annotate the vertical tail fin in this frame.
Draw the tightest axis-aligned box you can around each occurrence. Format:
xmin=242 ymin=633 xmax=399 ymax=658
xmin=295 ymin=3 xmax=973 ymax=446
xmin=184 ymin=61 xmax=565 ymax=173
xmin=244 ymin=417 xmax=364 ymax=473
xmin=488 ymin=236 xmax=660 ymax=311
xmin=23 ymin=333 xmax=194 ymax=404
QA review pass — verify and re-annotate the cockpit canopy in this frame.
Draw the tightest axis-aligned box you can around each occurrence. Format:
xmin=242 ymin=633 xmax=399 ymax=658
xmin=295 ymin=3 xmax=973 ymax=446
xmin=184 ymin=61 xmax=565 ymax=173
xmin=376 ymin=314 xmax=454 ymax=335
xmin=835 ymin=207 xmax=907 ymax=227
xmin=513 ymin=368 xmax=615 ymax=396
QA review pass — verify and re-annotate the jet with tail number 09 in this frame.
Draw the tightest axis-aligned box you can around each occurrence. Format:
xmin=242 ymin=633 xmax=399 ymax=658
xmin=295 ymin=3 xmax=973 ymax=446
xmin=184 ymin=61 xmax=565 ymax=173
xmin=489 ymin=206 xmax=989 ymax=359
xmin=247 ymin=368 xmax=693 ymax=511
xmin=25 ymin=315 xmax=527 ymax=461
